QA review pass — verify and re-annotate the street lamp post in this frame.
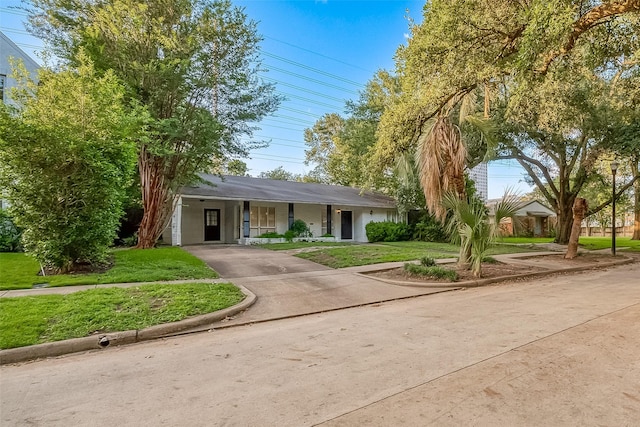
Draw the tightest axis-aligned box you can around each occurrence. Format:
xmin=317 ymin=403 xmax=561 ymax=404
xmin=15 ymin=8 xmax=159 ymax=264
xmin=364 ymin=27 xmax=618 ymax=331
xmin=611 ymin=161 xmax=619 ymax=256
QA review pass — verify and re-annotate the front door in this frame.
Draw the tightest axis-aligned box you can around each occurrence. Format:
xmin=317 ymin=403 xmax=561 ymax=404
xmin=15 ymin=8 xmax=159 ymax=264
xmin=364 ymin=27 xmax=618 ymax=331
xmin=204 ymin=209 xmax=221 ymax=241
xmin=341 ymin=210 xmax=353 ymax=240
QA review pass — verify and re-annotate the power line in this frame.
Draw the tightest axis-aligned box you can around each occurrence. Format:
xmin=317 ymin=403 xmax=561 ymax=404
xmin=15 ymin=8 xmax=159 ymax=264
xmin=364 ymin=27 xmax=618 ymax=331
xmin=264 ymin=35 xmax=373 ymax=74
xmin=264 ymin=62 xmax=359 ymax=95
xmin=260 ymin=76 xmax=347 ymax=103
xmin=263 ymin=54 xmax=365 ymax=88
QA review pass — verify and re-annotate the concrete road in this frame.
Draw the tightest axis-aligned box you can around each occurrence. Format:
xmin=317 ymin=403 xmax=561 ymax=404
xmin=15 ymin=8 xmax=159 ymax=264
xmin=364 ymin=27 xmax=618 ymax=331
xmin=2 ymin=262 xmax=639 ymax=426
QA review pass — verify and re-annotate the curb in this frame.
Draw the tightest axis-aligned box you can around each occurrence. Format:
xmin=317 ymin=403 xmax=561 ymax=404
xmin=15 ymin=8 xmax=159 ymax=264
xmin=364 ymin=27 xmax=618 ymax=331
xmin=356 ymin=254 xmax=634 ymax=289
xmin=0 ymin=285 xmax=256 ymax=365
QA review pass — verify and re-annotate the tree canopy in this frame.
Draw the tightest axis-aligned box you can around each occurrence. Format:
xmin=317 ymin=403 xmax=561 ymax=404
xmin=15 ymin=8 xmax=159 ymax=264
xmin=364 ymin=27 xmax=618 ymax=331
xmin=0 ymin=56 xmax=139 ymax=271
xmin=28 ymin=0 xmax=281 ymax=247
xmin=376 ymin=0 xmax=639 ymax=242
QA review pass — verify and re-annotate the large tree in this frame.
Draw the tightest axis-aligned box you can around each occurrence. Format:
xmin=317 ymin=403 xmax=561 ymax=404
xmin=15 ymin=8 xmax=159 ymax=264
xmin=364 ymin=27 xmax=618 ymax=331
xmin=0 ymin=57 xmax=138 ymax=272
xmin=28 ymin=0 xmax=281 ymax=248
xmin=304 ymin=70 xmax=402 ymax=189
xmin=376 ymin=0 xmax=640 ymax=243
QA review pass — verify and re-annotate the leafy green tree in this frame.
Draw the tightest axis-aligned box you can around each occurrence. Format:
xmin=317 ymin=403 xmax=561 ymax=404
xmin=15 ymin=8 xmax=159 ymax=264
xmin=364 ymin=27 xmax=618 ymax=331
xmin=304 ymin=70 xmax=401 ymax=189
xmin=377 ymin=0 xmax=639 ymax=244
xmin=28 ymin=0 xmax=281 ymax=248
xmin=0 ymin=57 xmax=138 ymax=272
xmin=258 ymin=166 xmax=299 ymax=181
xmin=225 ymin=159 xmax=250 ymax=176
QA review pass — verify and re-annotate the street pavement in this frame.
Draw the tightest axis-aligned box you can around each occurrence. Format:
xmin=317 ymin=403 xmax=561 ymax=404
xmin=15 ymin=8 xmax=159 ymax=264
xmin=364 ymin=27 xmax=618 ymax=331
xmin=2 ymin=257 xmax=639 ymax=426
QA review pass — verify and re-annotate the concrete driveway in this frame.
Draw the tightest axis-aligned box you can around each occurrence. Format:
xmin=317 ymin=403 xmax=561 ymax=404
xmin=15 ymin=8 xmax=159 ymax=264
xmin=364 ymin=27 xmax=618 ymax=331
xmin=185 ymin=245 xmax=333 ymax=278
xmin=184 ymin=244 xmax=454 ymax=326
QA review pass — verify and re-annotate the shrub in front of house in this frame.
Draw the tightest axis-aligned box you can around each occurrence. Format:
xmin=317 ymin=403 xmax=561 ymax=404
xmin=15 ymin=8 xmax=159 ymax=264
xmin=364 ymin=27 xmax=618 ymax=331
xmin=257 ymin=232 xmax=284 ymax=238
xmin=289 ymin=219 xmax=312 ymax=238
xmin=365 ymin=221 xmax=410 ymax=242
xmin=411 ymin=220 xmax=448 ymax=243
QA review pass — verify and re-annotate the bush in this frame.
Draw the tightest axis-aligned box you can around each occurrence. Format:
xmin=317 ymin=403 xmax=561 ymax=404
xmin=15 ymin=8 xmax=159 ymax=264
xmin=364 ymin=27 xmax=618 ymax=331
xmin=420 ymin=256 xmax=436 ymax=267
xmin=411 ymin=220 xmax=448 ymax=243
xmin=321 ymin=233 xmax=334 ymax=237
xmin=284 ymin=230 xmax=296 ymax=242
xmin=365 ymin=221 xmax=410 ymax=242
xmin=403 ymin=263 xmax=458 ymax=281
xmin=289 ymin=219 xmax=312 ymax=238
xmin=0 ymin=210 xmax=22 ymax=252
xmin=257 ymin=232 xmax=283 ymax=238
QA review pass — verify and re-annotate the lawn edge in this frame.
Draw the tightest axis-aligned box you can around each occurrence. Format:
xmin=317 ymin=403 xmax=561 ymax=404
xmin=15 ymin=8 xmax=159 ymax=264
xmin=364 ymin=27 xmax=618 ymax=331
xmin=0 ymin=283 xmax=256 ymax=365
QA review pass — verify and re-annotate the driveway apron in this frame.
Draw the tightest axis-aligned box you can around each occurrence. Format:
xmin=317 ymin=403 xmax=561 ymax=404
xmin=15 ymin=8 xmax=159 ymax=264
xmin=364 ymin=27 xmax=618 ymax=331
xmin=183 ymin=245 xmax=453 ymax=326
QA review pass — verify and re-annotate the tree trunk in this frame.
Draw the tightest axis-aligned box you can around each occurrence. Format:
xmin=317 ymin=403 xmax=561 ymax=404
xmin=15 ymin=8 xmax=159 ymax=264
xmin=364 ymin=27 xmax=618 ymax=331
xmin=135 ymin=147 xmax=175 ymax=249
xmin=565 ymin=198 xmax=588 ymax=259
xmin=632 ymin=160 xmax=640 ymax=240
xmin=555 ymin=202 xmax=574 ymax=245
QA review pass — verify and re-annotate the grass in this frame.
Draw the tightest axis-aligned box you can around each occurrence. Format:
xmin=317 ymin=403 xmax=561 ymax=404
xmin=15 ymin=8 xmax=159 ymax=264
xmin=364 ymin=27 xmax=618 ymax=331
xmin=295 ymin=242 xmax=460 ymax=269
xmin=0 ymin=283 xmax=243 ymax=349
xmin=293 ymin=241 xmax=542 ymax=268
xmin=575 ymin=236 xmax=640 ymax=251
xmin=498 ymin=236 xmax=640 ymax=252
xmin=0 ymin=247 xmax=218 ymax=291
xmin=257 ymin=241 xmax=356 ymax=250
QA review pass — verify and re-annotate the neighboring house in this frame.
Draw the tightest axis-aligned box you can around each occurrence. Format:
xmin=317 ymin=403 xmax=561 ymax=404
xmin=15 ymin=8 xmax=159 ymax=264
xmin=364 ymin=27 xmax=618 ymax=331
xmin=1 ymin=32 xmax=40 ymax=209
xmin=162 ymin=174 xmax=399 ymax=245
xmin=0 ymin=31 xmax=40 ymax=106
xmin=487 ymin=198 xmax=557 ymax=237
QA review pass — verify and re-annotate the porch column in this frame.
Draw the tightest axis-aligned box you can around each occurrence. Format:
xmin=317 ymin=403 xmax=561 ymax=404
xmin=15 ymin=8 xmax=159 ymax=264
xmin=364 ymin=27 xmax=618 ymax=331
xmin=243 ymin=201 xmax=250 ymax=238
xmin=171 ymin=196 xmax=182 ymax=246
xmin=288 ymin=203 xmax=294 ymax=229
xmin=327 ymin=205 xmax=332 ymax=235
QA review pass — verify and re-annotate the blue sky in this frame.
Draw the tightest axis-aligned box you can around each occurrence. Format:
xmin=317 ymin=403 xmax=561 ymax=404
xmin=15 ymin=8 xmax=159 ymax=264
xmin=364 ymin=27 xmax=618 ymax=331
xmin=1 ymin=0 xmax=532 ymax=198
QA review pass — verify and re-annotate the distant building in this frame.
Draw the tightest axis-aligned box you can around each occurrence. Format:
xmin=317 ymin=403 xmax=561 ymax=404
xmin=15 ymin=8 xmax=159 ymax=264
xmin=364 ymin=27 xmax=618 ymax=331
xmin=468 ymin=162 xmax=488 ymax=201
xmin=1 ymin=31 xmax=40 ymax=210
xmin=487 ymin=198 xmax=556 ymax=238
xmin=0 ymin=31 xmax=40 ymax=105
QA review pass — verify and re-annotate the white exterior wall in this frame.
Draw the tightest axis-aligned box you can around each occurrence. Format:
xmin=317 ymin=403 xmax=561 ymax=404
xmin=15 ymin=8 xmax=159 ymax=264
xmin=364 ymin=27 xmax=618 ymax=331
xmin=292 ymin=203 xmax=323 ymax=237
xmin=1 ymin=32 xmax=40 ymax=106
xmin=332 ymin=206 xmax=392 ymax=242
xmin=180 ymin=199 xmax=228 ymax=244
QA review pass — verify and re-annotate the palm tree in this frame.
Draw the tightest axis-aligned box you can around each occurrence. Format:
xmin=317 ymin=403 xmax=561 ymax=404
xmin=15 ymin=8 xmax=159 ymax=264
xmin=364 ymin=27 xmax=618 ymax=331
xmin=416 ymin=114 xmax=467 ymax=222
xmin=442 ymin=191 xmax=520 ymax=278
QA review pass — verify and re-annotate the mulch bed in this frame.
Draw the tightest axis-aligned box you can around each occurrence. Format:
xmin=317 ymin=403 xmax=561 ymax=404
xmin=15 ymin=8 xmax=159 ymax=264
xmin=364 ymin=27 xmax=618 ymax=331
xmin=365 ymin=253 xmax=621 ymax=284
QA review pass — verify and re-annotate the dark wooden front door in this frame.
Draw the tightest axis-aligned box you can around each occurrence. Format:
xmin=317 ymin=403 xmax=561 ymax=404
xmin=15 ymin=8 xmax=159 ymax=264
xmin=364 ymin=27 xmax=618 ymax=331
xmin=204 ymin=209 xmax=221 ymax=241
xmin=341 ymin=211 xmax=352 ymax=240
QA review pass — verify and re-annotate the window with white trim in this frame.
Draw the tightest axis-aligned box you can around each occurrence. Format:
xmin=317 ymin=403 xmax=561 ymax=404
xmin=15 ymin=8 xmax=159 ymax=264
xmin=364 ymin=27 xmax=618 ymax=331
xmin=250 ymin=206 xmax=275 ymax=237
xmin=0 ymin=75 xmax=6 ymax=103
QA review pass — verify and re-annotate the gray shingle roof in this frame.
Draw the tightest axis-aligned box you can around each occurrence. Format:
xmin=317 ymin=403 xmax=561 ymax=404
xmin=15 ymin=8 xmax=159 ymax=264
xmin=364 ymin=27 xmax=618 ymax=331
xmin=181 ymin=174 xmax=396 ymax=208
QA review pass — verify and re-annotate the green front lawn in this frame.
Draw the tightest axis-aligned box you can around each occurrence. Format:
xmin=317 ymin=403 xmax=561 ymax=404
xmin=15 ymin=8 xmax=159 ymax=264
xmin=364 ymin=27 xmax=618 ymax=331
xmin=294 ymin=241 xmax=541 ymax=269
xmin=498 ymin=236 xmax=640 ymax=252
xmin=576 ymin=236 xmax=640 ymax=251
xmin=0 ymin=247 xmax=218 ymax=290
xmin=0 ymin=283 xmax=243 ymax=349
